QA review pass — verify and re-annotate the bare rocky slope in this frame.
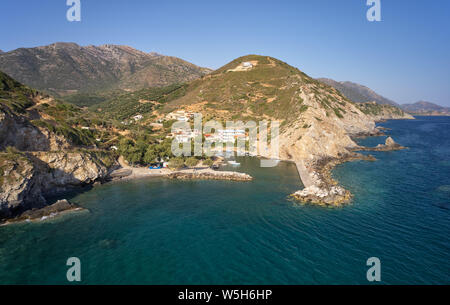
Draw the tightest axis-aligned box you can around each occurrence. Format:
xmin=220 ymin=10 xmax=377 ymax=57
xmin=0 ymin=43 xmax=211 ymax=96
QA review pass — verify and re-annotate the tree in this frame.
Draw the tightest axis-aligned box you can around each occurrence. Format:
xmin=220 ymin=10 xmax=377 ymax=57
xmin=143 ymin=146 xmax=159 ymax=164
xmin=127 ymin=146 xmax=143 ymax=166
xmin=118 ymin=138 xmax=134 ymax=155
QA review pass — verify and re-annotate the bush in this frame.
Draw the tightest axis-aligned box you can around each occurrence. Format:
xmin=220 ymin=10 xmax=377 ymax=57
xmin=203 ymin=158 xmax=214 ymax=167
xmin=185 ymin=157 xmax=199 ymax=167
xmin=168 ymin=157 xmax=185 ymax=169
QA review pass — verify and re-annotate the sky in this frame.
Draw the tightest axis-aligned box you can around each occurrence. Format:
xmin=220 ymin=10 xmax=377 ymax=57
xmin=0 ymin=0 xmax=449 ymax=106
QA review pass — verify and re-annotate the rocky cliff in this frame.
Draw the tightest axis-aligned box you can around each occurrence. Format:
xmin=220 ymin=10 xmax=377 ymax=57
xmin=0 ymin=150 xmax=109 ymax=220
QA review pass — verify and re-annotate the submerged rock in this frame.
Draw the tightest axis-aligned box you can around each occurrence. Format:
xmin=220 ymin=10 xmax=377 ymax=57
xmin=1 ymin=199 xmax=85 ymax=225
xmin=437 ymin=185 xmax=450 ymax=193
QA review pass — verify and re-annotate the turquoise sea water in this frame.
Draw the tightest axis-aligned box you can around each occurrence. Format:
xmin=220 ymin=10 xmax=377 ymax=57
xmin=0 ymin=116 xmax=449 ymax=284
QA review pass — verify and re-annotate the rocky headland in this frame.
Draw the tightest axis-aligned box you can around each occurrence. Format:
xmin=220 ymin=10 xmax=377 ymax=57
xmin=290 ymin=136 xmax=407 ymax=206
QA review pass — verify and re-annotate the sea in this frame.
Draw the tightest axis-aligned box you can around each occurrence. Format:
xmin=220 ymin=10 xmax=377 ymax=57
xmin=0 ymin=116 xmax=448 ymax=284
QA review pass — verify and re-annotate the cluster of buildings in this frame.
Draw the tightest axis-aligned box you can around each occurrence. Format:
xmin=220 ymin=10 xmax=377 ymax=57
xmin=205 ymin=129 xmax=247 ymax=143
xmin=169 ymin=128 xmax=202 ymax=143
xmin=168 ymin=128 xmax=247 ymax=144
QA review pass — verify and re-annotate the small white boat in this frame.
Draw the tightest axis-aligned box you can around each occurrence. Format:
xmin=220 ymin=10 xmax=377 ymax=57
xmin=227 ymin=160 xmax=241 ymax=166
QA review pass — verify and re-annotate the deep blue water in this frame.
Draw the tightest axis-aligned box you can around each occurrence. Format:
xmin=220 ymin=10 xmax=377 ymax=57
xmin=0 ymin=116 xmax=449 ymax=284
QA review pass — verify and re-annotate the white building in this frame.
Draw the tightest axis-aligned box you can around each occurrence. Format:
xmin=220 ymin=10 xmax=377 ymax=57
xmin=133 ymin=114 xmax=143 ymax=121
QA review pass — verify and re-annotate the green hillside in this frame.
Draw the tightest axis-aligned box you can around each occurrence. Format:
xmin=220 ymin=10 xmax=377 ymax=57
xmin=160 ymin=55 xmax=353 ymax=125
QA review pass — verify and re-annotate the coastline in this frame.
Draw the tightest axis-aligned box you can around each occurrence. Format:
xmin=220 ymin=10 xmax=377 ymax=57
xmin=0 ymin=165 xmax=253 ymax=225
xmin=1 ymin=122 xmax=409 ymax=224
xmin=291 ymin=153 xmax=376 ymax=207
xmin=290 ymin=134 xmax=407 ymax=207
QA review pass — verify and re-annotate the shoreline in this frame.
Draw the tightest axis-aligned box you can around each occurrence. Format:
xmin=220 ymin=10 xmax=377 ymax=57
xmin=1 ymin=128 xmax=408 ymax=224
xmin=0 ymin=166 xmax=253 ymax=225
xmin=290 ymin=135 xmax=407 ymax=207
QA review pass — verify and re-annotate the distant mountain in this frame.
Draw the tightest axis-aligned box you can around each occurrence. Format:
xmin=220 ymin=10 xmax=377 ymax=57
xmin=0 ymin=43 xmax=211 ymax=96
xmin=401 ymin=101 xmax=450 ymax=115
xmin=0 ymin=50 xmax=3 ymax=54
xmin=317 ymin=78 xmax=399 ymax=106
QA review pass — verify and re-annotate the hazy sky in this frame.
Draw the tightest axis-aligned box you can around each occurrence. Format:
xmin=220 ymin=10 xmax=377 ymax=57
xmin=1 ymin=0 xmax=449 ymax=106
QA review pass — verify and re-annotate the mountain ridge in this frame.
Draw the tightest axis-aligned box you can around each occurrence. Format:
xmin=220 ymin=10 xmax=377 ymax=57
xmin=317 ymin=78 xmax=399 ymax=106
xmin=401 ymin=101 xmax=450 ymax=115
xmin=0 ymin=42 xmax=211 ymax=96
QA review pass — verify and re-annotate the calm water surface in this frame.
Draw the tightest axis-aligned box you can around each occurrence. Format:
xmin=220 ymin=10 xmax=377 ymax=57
xmin=0 ymin=116 xmax=448 ymax=284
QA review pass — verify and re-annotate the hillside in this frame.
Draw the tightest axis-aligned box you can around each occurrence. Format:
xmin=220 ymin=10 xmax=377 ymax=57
xmin=92 ymin=84 xmax=187 ymax=120
xmin=0 ymin=43 xmax=211 ymax=96
xmin=401 ymin=101 xmax=450 ymax=115
xmin=318 ymin=78 xmax=399 ymax=106
xmin=161 ymin=55 xmax=410 ymax=126
xmin=154 ymin=55 xmax=414 ymax=205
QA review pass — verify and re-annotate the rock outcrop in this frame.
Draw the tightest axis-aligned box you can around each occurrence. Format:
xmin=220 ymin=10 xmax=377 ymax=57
xmin=1 ymin=199 xmax=86 ymax=225
xmin=0 ymin=153 xmax=45 ymax=219
xmin=0 ymin=151 xmax=109 ymax=221
xmin=355 ymin=136 xmax=407 ymax=152
xmin=31 ymin=152 xmax=109 ymax=195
